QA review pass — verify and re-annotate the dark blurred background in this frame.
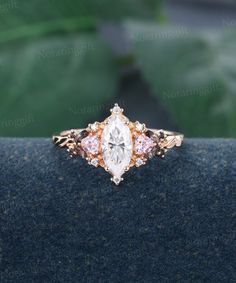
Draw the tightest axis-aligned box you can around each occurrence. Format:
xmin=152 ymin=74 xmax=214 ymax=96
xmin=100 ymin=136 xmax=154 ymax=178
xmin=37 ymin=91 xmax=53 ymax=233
xmin=0 ymin=0 xmax=236 ymax=137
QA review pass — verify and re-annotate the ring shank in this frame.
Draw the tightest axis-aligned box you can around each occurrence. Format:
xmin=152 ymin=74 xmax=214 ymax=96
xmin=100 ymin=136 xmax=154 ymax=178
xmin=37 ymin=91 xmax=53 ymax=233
xmin=59 ymin=129 xmax=86 ymax=137
xmin=149 ymin=129 xmax=184 ymax=141
xmin=56 ymin=129 xmax=183 ymax=139
xmin=150 ymin=129 xmax=184 ymax=148
xmin=53 ymin=128 xmax=184 ymax=150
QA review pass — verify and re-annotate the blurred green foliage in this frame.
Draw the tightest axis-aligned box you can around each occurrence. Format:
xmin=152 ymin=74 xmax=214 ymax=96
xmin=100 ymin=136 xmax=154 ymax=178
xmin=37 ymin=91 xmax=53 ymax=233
xmin=0 ymin=0 xmax=235 ymax=137
xmin=0 ymin=0 xmax=159 ymax=32
xmin=125 ymin=21 xmax=236 ymax=137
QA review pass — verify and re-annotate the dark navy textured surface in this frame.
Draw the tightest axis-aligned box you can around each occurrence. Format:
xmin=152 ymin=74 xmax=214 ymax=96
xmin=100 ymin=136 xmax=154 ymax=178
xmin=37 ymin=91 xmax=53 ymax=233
xmin=0 ymin=138 xmax=236 ymax=283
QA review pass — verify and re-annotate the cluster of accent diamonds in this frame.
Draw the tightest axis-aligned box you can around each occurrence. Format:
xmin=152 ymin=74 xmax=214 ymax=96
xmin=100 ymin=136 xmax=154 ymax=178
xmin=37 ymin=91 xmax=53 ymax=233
xmin=68 ymin=104 xmax=167 ymax=185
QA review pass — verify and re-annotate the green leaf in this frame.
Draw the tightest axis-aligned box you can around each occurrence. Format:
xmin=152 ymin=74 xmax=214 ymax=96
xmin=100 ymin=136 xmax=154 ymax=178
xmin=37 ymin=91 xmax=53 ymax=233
xmin=125 ymin=21 xmax=236 ymax=137
xmin=0 ymin=0 xmax=160 ymax=33
xmin=0 ymin=33 xmax=117 ymax=137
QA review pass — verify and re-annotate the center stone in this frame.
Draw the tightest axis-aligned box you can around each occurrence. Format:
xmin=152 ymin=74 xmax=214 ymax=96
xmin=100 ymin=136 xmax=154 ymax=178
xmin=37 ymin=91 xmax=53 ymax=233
xmin=101 ymin=114 xmax=133 ymax=184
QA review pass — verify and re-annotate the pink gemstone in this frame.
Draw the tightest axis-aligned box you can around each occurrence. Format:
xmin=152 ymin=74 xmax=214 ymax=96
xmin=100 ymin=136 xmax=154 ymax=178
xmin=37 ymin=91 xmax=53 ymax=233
xmin=135 ymin=134 xmax=155 ymax=155
xmin=81 ymin=135 xmax=100 ymax=155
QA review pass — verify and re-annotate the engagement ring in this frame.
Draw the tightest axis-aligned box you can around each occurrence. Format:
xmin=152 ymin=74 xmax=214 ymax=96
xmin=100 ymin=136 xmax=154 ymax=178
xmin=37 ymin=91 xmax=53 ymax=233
xmin=53 ymin=104 xmax=184 ymax=185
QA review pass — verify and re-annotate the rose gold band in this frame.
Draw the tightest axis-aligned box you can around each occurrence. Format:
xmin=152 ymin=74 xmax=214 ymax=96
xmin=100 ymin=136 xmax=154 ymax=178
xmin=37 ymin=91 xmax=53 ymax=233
xmin=149 ymin=129 xmax=184 ymax=149
xmin=53 ymin=128 xmax=184 ymax=150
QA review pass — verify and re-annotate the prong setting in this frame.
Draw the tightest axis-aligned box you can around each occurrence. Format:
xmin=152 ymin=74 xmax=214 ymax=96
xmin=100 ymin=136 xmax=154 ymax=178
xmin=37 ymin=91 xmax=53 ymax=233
xmin=111 ymin=177 xmax=124 ymax=185
xmin=135 ymin=121 xmax=147 ymax=133
xmin=110 ymin=103 xmax=123 ymax=114
xmin=53 ymin=103 xmax=184 ymax=185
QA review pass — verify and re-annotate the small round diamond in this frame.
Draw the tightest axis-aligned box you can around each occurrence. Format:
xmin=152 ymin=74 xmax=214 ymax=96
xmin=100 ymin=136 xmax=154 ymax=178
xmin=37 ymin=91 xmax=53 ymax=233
xmin=111 ymin=103 xmax=123 ymax=114
xmin=81 ymin=135 xmax=100 ymax=155
xmin=89 ymin=122 xmax=99 ymax=132
xmin=135 ymin=121 xmax=146 ymax=132
xmin=90 ymin=158 xmax=99 ymax=167
xmin=135 ymin=134 xmax=155 ymax=155
xmin=111 ymin=177 xmax=123 ymax=185
xmin=136 ymin=158 xmax=144 ymax=167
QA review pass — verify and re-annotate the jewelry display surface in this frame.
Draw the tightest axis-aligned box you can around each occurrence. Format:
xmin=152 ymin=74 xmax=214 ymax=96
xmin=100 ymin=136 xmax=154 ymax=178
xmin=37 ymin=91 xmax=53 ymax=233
xmin=0 ymin=138 xmax=235 ymax=282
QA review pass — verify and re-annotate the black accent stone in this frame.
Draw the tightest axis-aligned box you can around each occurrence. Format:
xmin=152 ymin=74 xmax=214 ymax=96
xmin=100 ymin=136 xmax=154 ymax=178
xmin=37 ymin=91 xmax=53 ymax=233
xmin=75 ymin=130 xmax=89 ymax=142
xmin=158 ymin=131 xmax=165 ymax=139
xmin=156 ymin=147 xmax=165 ymax=157
xmin=146 ymin=130 xmax=154 ymax=138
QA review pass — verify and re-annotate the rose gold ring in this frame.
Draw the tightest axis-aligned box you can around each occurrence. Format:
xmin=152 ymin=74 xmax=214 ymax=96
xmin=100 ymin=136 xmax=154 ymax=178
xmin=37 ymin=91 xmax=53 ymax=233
xmin=53 ymin=104 xmax=184 ymax=185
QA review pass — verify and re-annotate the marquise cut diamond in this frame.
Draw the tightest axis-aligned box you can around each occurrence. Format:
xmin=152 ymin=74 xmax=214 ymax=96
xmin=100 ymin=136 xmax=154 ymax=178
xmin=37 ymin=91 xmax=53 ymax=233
xmin=102 ymin=113 xmax=133 ymax=184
